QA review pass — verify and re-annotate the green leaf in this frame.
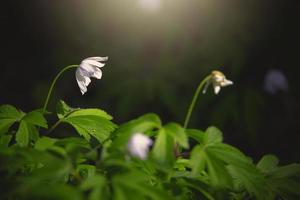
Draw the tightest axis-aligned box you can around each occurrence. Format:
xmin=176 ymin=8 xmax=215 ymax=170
xmin=0 ymin=104 xmax=23 ymax=120
xmin=23 ymin=109 xmax=48 ymax=128
xmin=207 ymin=143 xmax=267 ymax=198
xmin=186 ymin=129 xmax=205 ymax=144
xmin=271 ymin=178 xmax=300 ymax=200
xmin=68 ymin=109 xmax=112 ymax=120
xmin=112 ymin=113 xmax=161 ymax=149
xmin=27 ymin=124 xmax=40 ymax=142
xmin=112 ymin=170 xmax=171 ymax=200
xmin=262 ymin=162 xmax=300 ymax=199
xmin=270 ymin=164 xmax=300 ymax=179
xmin=227 ymin=165 xmax=268 ymax=199
xmin=190 ymin=145 xmax=206 ymax=177
xmin=77 ymin=164 xmax=96 ymax=179
xmin=206 ymin=143 xmax=251 ymax=166
xmin=63 ymin=115 xmax=116 ymax=143
xmin=0 ymin=135 xmax=12 ymax=147
xmin=151 ymin=129 xmax=175 ymax=166
xmin=15 ymin=120 xmax=29 ymax=147
xmin=57 ymin=100 xmax=73 ymax=119
xmin=81 ymin=174 xmax=108 ymax=200
xmin=35 ymin=136 xmax=58 ymax=151
xmin=164 ymin=123 xmax=189 ymax=149
xmin=257 ymin=154 xmax=279 ymax=173
xmin=179 ymin=178 xmax=215 ymax=200
xmin=0 ymin=118 xmax=16 ymax=134
xmin=70 ymin=123 xmax=91 ymax=141
xmin=57 ymin=101 xmax=117 ymax=143
xmin=0 ymin=105 xmax=24 ymax=134
xmin=205 ymin=150 xmax=233 ymax=188
xmin=203 ymin=126 xmax=223 ymax=144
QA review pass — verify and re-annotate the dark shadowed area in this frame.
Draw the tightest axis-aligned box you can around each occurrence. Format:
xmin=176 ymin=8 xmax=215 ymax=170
xmin=1 ymin=0 xmax=299 ymax=163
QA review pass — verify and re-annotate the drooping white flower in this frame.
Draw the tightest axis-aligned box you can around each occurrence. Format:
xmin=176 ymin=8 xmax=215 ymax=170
xmin=76 ymin=56 xmax=108 ymax=95
xmin=127 ymin=133 xmax=152 ymax=160
xmin=263 ymin=69 xmax=288 ymax=94
xmin=203 ymin=70 xmax=233 ymax=95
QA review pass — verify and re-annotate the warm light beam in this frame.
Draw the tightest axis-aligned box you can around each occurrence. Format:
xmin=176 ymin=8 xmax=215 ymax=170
xmin=139 ymin=0 xmax=161 ymax=12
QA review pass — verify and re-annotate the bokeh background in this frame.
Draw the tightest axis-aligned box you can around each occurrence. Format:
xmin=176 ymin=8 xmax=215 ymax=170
xmin=1 ymin=0 xmax=299 ymax=163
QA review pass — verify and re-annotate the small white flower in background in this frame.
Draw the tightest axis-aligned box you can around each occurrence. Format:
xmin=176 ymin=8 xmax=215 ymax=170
xmin=127 ymin=133 xmax=152 ymax=160
xmin=263 ymin=69 xmax=288 ymax=94
xmin=203 ymin=70 xmax=233 ymax=95
xmin=76 ymin=56 xmax=108 ymax=95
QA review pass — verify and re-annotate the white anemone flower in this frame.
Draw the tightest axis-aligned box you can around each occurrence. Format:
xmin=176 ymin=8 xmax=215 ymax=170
xmin=127 ymin=133 xmax=152 ymax=160
xmin=76 ymin=56 xmax=108 ymax=95
xmin=203 ymin=70 xmax=233 ymax=95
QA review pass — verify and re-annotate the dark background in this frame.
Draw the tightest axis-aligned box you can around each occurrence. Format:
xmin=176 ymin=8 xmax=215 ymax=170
xmin=1 ymin=0 xmax=299 ymax=163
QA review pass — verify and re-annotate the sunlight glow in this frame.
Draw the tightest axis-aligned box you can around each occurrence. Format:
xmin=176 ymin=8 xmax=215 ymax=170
xmin=139 ymin=0 xmax=161 ymax=12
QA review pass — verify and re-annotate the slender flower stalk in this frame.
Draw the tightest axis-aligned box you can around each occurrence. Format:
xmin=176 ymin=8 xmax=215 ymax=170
xmin=42 ymin=56 xmax=108 ymax=112
xmin=42 ymin=65 xmax=78 ymax=112
xmin=183 ymin=70 xmax=233 ymax=129
xmin=183 ymin=75 xmax=211 ymax=129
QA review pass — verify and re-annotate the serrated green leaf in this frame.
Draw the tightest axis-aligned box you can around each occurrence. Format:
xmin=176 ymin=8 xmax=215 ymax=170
xmin=57 ymin=101 xmax=116 ymax=143
xmin=164 ymin=123 xmax=189 ymax=149
xmin=0 ymin=105 xmax=24 ymax=135
xmin=206 ymin=143 xmax=267 ymax=198
xmin=257 ymin=154 xmax=279 ymax=173
xmin=69 ymin=123 xmax=91 ymax=141
xmin=57 ymin=100 xmax=73 ymax=119
xmin=63 ymin=115 xmax=116 ymax=143
xmin=23 ymin=110 xmax=48 ymax=128
xmin=227 ymin=165 xmax=268 ymax=199
xmin=68 ymin=109 xmax=112 ymax=120
xmin=16 ymin=120 xmax=29 ymax=147
xmin=204 ymin=126 xmax=223 ymax=144
xmin=0 ymin=104 xmax=23 ymax=120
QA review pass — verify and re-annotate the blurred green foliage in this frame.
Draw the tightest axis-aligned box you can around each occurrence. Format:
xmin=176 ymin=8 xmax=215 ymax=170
xmin=1 ymin=101 xmax=300 ymax=199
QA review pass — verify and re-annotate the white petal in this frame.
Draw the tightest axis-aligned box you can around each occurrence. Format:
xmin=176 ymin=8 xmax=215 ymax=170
xmin=83 ymin=59 xmax=106 ymax=68
xmin=79 ymin=62 xmax=97 ymax=76
xmin=92 ymin=68 xmax=102 ymax=79
xmin=221 ymin=79 xmax=233 ymax=87
xmin=214 ymin=85 xmax=221 ymax=94
xmin=127 ymin=133 xmax=152 ymax=160
xmin=213 ymin=75 xmax=224 ymax=83
xmin=76 ymin=69 xmax=88 ymax=95
xmin=84 ymin=76 xmax=91 ymax=86
xmin=202 ymin=79 xmax=211 ymax=94
xmin=85 ymin=56 xmax=108 ymax=62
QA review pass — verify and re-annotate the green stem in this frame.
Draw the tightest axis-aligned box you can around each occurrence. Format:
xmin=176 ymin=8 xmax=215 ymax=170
xmin=46 ymin=108 xmax=80 ymax=135
xmin=183 ymin=75 xmax=211 ymax=129
xmin=42 ymin=65 xmax=78 ymax=112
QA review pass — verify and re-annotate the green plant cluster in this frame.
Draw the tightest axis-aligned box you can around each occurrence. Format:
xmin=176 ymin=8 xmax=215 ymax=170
xmin=0 ymin=100 xmax=299 ymax=200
